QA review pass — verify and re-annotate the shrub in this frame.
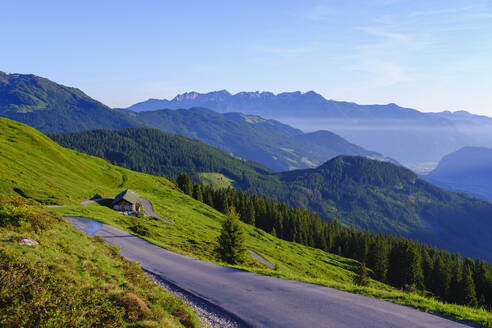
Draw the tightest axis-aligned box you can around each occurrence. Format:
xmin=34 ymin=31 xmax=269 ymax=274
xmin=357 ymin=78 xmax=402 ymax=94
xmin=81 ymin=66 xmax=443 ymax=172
xmin=117 ymin=292 xmax=151 ymax=322
xmin=0 ymin=195 xmax=61 ymax=232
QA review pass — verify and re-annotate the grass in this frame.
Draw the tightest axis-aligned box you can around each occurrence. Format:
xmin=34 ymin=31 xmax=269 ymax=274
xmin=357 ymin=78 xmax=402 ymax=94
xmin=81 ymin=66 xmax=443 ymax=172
xmin=197 ymin=172 xmax=235 ymax=189
xmin=0 ymin=117 xmax=491 ymax=327
xmin=0 ymin=195 xmax=199 ymax=328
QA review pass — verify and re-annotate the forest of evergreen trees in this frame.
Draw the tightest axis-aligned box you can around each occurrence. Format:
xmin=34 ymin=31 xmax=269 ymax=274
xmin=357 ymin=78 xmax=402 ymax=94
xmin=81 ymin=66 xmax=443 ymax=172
xmin=176 ymin=173 xmax=492 ymax=310
xmin=50 ymin=128 xmax=492 ymax=262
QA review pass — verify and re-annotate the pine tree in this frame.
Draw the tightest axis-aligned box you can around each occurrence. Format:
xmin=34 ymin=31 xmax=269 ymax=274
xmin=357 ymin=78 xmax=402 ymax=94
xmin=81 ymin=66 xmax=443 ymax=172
xmin=461 ymin=264 xmax=478 ymax=307
xmin=216 ymin=207 xmax=246 ymax=264
xmin=387 ymin=241 xmax=408 ymax=288
xmin=367 ymin=239 xmax=388 ymax=282
xmin=353 ymin=262 xmax=369 ymax=286
xmin=244 ymin=201 xmax=255 ymax=225
xmin=431 ymin=255 xmax=450 ymax=298
xmin=177 ymin=173 xmax=193 ymax=195
xmin=448 ymin=256 xmax=463 ymax=303
xmin=421 ymin=249 xmax=434 ymax=291
xmin=405 ymin=243 xmax=424 ymax=290
xmin=192 ymin=183 xmax=203 ymax=202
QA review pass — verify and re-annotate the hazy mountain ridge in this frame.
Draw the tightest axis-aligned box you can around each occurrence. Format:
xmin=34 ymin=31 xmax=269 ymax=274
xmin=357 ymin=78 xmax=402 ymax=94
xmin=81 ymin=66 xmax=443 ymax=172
xmin=128 ymin=107 xmax=385 ymax=171
xmin=125 ymin=90 xmax=479 ymax=166
xmin=426 ymin=146 xmax=492 ymax=202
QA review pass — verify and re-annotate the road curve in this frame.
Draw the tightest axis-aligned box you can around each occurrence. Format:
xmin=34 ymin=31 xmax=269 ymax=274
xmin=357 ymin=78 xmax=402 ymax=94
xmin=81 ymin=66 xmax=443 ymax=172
xmin=137 ymin=198 xmax=174 ymax=224
xmin=65 ymin=217 xmax=474 ymax=328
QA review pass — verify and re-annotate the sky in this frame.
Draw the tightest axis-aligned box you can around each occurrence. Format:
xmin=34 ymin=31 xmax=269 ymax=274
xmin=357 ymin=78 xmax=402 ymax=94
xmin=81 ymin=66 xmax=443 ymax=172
xmin=1 ymin=0 xmax=492 ymax=115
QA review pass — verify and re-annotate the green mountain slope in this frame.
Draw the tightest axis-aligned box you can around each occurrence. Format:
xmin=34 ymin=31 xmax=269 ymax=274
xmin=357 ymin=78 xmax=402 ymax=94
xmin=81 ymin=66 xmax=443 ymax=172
xmin=275 ymin=156 xmax=492 ymax=261
xmin=47 ymin=125 xmax=492 ymax=261
xmin=48 ymin=127 xmax=274 ymax=187
xmin=1 ymin=118 xmax=491 ymax=326
xmin=0 ymin=117 xmax=371 ymax=291
xmin=0 ymin=72 xmax=137 ymax=132
xmin=127 ymin=107 xmax=384 ymax=171
xmin=0 ymin=196 xmax=198 ymax=328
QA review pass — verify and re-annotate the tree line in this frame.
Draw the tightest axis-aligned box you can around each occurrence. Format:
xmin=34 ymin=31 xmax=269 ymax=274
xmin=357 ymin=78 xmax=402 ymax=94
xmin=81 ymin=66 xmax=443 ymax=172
xmin=176 ymin=173 xmax=492 ymax=310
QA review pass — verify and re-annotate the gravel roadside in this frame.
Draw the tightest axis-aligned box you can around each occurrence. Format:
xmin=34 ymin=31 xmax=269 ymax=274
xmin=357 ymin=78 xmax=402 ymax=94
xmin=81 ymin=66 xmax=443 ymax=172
xmin=145 ymin=270 xmax=246 ymax=328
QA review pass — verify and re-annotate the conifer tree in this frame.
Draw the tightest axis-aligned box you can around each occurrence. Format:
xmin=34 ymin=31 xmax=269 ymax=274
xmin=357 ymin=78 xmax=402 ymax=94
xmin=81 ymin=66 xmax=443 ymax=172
xmin=217 ymin=207 xmax=246 ymax=264
xmin=192 ymin=183 xmax=203 ymax=202
xmin=367 ymin=239 xmax=388 ymax=282
xmin=421 ymin=249 xmax=434 ymax=291
xmin=448 ymin=256 xmax=463 ymax=303
xmin=353 ymin=262 xmax=369 ymax=286
xmin=177 ymin=173 xmax=193 ymax=195
xmin=431 ymin=255 xmax=450 ymax=297
xmin=461 ymin=264 xmax=478 ymax=307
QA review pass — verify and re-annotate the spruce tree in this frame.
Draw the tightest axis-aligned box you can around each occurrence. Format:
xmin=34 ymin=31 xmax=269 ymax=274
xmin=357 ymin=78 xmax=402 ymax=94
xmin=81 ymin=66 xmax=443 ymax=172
xmin=244 ymin=201 xmax=255 ymax=225
xmin=177 ymin=173 xmax=193 ymax=195
xmin=367 ymin=239 xmax=388 ymax=282
xmin=448 ymin=256 xmax=463 ymax=303
xmin=431 ymin=255 xmax=450 ymax=297
xmin=217 ymin=207 xmax=246 ymax=264
xmin=192 ymin=183 xmax=203 ymax=202
xmin=461 ymin=264 xmax=478 ymax=307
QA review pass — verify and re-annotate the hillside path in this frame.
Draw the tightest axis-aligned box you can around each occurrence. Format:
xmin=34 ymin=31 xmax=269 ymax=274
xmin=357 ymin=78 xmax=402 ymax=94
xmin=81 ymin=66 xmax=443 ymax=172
xmin=64 ymin=216 xmax=475 ymax=328
xmin=137 ymin=198 xmax=174 ymax=224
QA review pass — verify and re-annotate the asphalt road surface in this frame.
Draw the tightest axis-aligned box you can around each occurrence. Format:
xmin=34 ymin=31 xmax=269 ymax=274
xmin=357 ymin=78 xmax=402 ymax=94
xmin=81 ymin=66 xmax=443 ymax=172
xmin=65 ymin=217 xmax=475 ymax=328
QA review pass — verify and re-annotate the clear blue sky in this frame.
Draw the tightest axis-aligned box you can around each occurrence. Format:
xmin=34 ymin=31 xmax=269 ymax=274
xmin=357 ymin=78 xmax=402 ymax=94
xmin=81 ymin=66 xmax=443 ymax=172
xmin=2 ymin=0 xmax=491 ymax=114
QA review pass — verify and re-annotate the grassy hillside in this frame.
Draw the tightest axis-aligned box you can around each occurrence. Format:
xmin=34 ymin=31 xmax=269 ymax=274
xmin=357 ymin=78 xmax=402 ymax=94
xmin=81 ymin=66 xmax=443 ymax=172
xmin=0 ymin=118 xmax=490 ymax=326
xmin=0 ymin=72 xmax=137 ymax=132
xmin=48 ymin=126 xmax=492 ymax=261
xmin=0 ymin=195 xmax=198 ymax=328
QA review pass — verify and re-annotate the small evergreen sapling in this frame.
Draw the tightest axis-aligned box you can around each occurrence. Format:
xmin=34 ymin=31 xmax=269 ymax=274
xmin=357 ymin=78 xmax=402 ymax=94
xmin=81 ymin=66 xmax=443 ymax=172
xmin=216 ymin=207 xmax=246 ymax=264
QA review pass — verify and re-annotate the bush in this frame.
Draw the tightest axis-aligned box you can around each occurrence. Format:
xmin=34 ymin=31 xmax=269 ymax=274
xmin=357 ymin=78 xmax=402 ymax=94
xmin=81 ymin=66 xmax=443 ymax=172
xmin=117 ymin=292 xmax=151 ymax=322
xmin=0 ymin=195 xmax=61 ymax=232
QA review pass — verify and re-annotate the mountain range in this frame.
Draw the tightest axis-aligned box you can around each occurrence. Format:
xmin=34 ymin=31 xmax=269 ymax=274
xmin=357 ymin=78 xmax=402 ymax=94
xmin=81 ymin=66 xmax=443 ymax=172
xmin=126 ymin=90 xmax=488 ymax=168
xmin=0 ymin=72 xmax=386 ymax=172
xmin=122 ymin=107 xmax=387 ymax=171
xmin=425 ymin=146 xmax=492 ymax=202
xmin=3 ymin=72 xmax=492 ymax=260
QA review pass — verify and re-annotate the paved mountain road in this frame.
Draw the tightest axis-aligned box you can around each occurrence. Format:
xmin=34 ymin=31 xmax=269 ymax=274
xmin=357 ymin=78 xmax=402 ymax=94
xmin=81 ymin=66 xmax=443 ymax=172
xmin=65 ymin=217 xmax=475 ymax=328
